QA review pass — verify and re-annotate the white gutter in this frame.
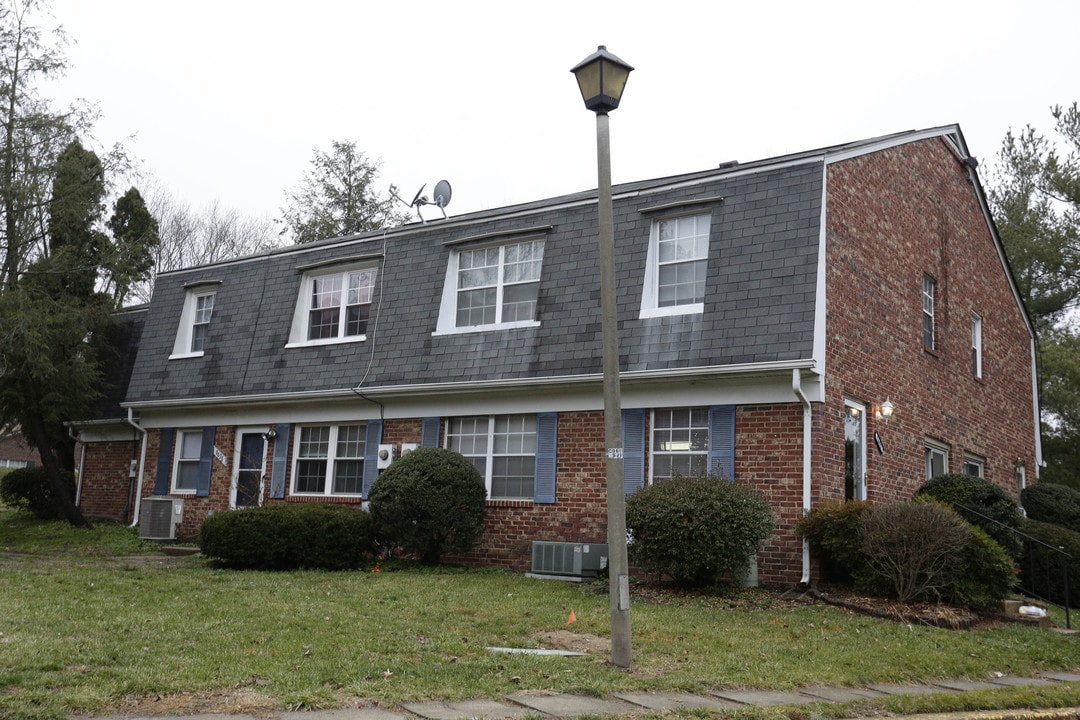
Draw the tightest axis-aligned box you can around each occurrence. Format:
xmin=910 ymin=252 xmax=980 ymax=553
xmin=125 ymin=408 xmax=149 ymax=528
xmin=793 ymin=369 xmax=813 ymax=587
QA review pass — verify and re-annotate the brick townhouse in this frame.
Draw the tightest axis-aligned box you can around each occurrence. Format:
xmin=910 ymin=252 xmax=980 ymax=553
xmin=70 ymin=125 xmax=1041 ymax=586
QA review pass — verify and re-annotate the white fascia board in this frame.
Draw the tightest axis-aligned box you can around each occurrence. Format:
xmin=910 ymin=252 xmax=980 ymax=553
xmin=823 ymin=125 xmax=964 ymax=165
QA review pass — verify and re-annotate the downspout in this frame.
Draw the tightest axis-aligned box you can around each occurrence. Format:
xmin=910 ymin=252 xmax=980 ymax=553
xmin=793 ymin=369 xmax=813 ymax=588
xmin=126 ymin=408 xmax=149 ymax=528
xmin=68 ymin=425 xmax=86 ymax=506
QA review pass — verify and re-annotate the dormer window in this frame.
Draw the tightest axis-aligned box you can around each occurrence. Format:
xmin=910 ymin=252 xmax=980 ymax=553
xmin=170 ymin=283 xmax=220 ymax=359
xmin=435 ymin=234 xmax=546 ymax=334
xmin=287 ymin=263 xmax=378 ymax=347
xmin=640 ymin=213 xmax=711 ymax=318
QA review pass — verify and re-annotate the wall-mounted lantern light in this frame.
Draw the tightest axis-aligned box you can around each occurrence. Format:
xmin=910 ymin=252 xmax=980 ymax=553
xmin=875 ymin=399 xmax=894 ymax=423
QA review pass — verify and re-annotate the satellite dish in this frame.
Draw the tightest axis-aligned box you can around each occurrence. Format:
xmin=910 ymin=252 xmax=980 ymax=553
xmin=433 ymin=180 xmax=452 ymax=209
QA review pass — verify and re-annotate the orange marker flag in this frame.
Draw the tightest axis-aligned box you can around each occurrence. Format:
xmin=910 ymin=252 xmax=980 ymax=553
xmin=566 ymin=611 xmax=577 ymax=626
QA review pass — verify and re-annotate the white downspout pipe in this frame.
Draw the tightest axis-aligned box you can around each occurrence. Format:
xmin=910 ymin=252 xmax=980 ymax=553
xmin=793 ymin=369 xmax=813 ymax=587
xmin=126 ymin=408 xmax=149 ymax=527
xmin=67 ymin=425 xmax=86 ymax=505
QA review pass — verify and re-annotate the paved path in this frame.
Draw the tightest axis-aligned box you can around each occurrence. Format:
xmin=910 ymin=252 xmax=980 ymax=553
xmin=82 ymin=672 xmax=1080 ymax=720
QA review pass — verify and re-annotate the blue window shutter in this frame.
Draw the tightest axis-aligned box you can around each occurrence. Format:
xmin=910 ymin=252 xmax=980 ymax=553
xmin=708 ymin=405 xmax=736 ymax=480
xmin=362 ymin=420 xmax=383 ymax=498
xmin=420 ymin=417 xmax=441 ymax=448
xmin=270 ymin=423 xmax=291 ymax=499
xmin=196 ymin=426 xmax=216 ymax=497
xmin=533 ymin=413 xmax=558 ymax=503
xmin=622 ymin=409 xmax=646 ymax=494
xmin=155 ymin=428 xmax=174 ymax=495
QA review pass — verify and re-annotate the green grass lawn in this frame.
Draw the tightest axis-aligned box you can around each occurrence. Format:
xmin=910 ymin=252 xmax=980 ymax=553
xmin=0 ymin=509 xmax=1078 ymax=720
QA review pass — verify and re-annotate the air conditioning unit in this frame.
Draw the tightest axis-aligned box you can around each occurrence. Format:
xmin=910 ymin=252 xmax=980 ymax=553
xmin=138 ymin=497 xmax=184 ymax=540
xmin=531 ymin=541 xmax=608 ymax=577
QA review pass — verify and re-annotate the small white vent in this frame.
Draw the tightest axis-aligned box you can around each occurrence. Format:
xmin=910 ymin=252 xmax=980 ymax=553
xmin=138 ymin=497 xmax=183 ymax=540
xmin=531 ymin=541 xmax=608 ymax=577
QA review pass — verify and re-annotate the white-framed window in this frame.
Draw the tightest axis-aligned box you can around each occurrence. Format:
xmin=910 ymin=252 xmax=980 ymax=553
xmin=651 ymin=407 xmax=709 ymax=482
xmin=925 ymin=438 xmax=949 ymax=480
xmin=172 ymin=429 xmax=204 ymax=493
xmin=972 ymin=313 xmax=983 ymax=378
xmin=640 ymin=214 xmax=711 ymax=318
xmin=292 ymin=424 xmax=367 ymax=496
xmin=963 ymin=453 xmax=985 ymax=478
xmin=447 ymin=415 xmax=536 ymax=500
xmin=287 ymin=265 xmax=378 ymax=347
xmin=922 ymin=275 xmax=936 ymax=349
xmin=170 ymin=286 xmax=219 ymax=359
xmin=435 ymin=238 xmax=545 ymax=333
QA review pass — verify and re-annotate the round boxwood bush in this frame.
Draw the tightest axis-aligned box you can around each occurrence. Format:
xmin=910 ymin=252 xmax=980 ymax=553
xmin=1021 ymin=482 xmax=1080 ymax=533
xmin=0 ymin=466 xmax=75 ymax=520
xmin=368 ymin=447 xmax=487 ymax=565
xmin=625 ymin=474 xmax=774 ymax=587
xmin=796 ymin=499 xmax=872 ymax=583
xmin=198 ymin=503 xmax=373 ymax=570
xmin=947 ymin=523 xmax=1017 ymax=611
xmin=914 ymin=473 xmax=1024 ymax=557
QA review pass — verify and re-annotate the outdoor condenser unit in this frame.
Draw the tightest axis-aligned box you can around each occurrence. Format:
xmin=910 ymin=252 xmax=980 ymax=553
xmin=531 ymin=541 xmax=608 ymax=577
xmin=138 ymin=497 xmax=184 ymax=540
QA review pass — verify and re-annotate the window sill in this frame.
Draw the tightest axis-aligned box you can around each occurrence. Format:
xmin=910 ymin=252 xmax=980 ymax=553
xmin=170 ymin=488 xmax=197 ymax=495
xmin=922 ymin=346 xmax=939 ymax=358
xmin=638 ymin=303 xmax=704 ymax=320
xmin=432 ymin=320 xmax=540 ymax=336
xmin=286 ymin=493 xmax=364 ymax=501
xmin=486 ymin=499 xmax=534 ymax=507
xmin=285 ymin=335 xmax=367 ymax=349
xmin=168 ymin=351 xmax=205 ymax=360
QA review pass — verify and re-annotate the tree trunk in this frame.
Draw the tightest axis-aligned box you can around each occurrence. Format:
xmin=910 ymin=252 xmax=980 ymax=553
xmin=23 ymin=415 xmax=90 ymax=528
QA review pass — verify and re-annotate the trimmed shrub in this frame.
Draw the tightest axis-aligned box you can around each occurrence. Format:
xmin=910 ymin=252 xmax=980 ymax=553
xmin=1021 ymin=482 xmax=1080 ymax=533
xmin=946 ymin=524 xmax=1017 ymax=610
xmin=0 ymin=466 xmax=75 ymax=520
xmin=796 ymin=499 xmax=872 ymax=583
xmin=1019 ymin=519 xmax=1080 ymax=608
xmin=198 ymin=503 xmax=373 ymax=570
xmin=625 ymin=474 xmax=774 ymax=587
xmin=368 ymin=448 xmax=487 ymax=565
xmin=915 ymin=473 xmax=1024 ymax=557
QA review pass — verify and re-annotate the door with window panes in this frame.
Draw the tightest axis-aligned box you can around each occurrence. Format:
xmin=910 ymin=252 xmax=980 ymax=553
xmin=232 ymin=430 xmax=267 ymax=509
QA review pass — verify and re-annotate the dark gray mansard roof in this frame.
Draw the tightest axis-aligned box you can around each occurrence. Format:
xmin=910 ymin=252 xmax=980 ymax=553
xmin=124 ymin=156 xmax=823 ymax=406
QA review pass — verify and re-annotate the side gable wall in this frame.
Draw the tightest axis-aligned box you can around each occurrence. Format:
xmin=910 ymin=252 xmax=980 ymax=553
xmin=822 ymin=136 xmax=1037 ymax=501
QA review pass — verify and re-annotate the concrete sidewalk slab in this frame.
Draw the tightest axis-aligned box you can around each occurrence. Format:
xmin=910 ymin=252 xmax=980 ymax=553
xmin=402 ymin=699 xmax=533 ymax=719
xmin=934 ymin=680 xmax=1011 ymax=691
xmin=613 ymin=691 xmax=742 ymax=711
xmin=712 ymin=689 xmax=817 ymax=706
xmin=988 ymin=676 xmax=1058 ymax=687
xmin=1042 ymin=672 xmax=1080 ymax=682
xmin=504 ymin=694 xmax=636 ymax=717
xmin=866 ymin=683 xmax=955 ymax=695
xmin=798 ymin=686 xmax=888 ymax=702
xmin=282 ymin=710 xmax=405 ymax=720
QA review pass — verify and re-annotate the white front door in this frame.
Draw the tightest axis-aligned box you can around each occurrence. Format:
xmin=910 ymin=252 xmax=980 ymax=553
xmin=232 ymin=429 xmax=268 ymax=509
xmin=844 ymin=400 xmax=866 ymax=501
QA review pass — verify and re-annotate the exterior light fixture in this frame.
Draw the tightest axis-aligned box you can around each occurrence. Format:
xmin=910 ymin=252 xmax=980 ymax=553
xmin=571 ymin=45 xmax=634 ymax=670
xmin=571 ymin=45 xmax=634 ymax=114
xmin=876 ymin=399 xmax=894 ymax=423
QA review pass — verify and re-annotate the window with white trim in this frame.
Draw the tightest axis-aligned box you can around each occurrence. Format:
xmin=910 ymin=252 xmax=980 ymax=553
xmin=435 ymin=238 xmax=545 ymax=333
xmin=972 ymin=313 xmax=983 ymax=378
xmin=292 ymin=424 xmax=367 ymax=496
xmin=640 ymin=214 xmax=710 ymax=318
xmin=651 ymin=407 xmax=709 ymax=481
xmin=963 ymin=453 xmax=985 ymax=478
xmin=287 ymin=265 xmax=377 ymax=346
xmin=447 ymin=415 xmax=536 ymax=499
xmin=172 ymin=429 xmax=203 ymax=493
xmin=925 ymin=438 xmax=949 ymax=480
xmin=922 ymin=275 xmax=936 ymax=349
xmin=170 ymin=286 xmax=219 ymax=359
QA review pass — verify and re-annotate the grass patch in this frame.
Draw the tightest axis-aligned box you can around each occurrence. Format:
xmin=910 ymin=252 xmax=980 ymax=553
xmin=0 ymin=508 xmax=162 ymax=556
xmin=0 ymin=511 xmax=1078 ymax=720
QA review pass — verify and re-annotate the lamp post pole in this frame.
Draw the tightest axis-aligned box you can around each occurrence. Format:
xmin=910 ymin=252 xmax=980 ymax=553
xmin=571 ymin=45 xmax=634 ymax=669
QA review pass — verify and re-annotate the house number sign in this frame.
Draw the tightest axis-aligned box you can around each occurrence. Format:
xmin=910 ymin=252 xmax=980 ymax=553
xmin=607 ymin=448 xmax=623 ymax=459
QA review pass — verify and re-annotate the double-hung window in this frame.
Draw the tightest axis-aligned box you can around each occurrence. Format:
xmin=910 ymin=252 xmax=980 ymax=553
xmin=922 ymin=275 xmax=936 ymax=349
xmin=172 ymin=430 xmax=204 ymax=493
xmin=435 ymin=235 xmax=545 ymax=333
xmin=170 ymin=283 xmax=220 ymax=359
xmin=293 ymin=424 xmax=368 ymax=496
xmin=288 ymin=264 xmax=378 ymax=346
xmin=641 ymin=214 xmax=711 ymax=317
xmin=651 ymin=408 xmax=710 ymax=481
xmin=963 ymin=453 xmax=985 ymax=478
xmin=448 ymin=415 xmax=536 ymax=500
xmin=972 ymin=313 xmax=983 ymax=378
xmin=925 ymin=439 xmax=949 ymax=480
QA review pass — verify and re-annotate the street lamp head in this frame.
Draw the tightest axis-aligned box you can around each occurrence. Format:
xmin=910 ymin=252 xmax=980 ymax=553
xmin=570 ymin=45 xmax=634 ymax=114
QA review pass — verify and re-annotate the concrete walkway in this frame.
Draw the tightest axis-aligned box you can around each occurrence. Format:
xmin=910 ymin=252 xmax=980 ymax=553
xmin=84 ymin=672 xmax=1080 ymax=720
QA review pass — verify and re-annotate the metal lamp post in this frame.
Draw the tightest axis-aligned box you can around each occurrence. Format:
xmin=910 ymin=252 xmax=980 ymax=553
xmin=570 ymin=45 xmax=634 ymax=669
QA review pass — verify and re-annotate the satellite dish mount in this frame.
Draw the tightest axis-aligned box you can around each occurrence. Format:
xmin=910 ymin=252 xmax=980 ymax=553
xmin=389 ymin=179 xmax=452 ymax=223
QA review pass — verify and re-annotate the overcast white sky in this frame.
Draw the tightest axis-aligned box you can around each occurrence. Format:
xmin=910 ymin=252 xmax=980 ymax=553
xmin=42 ymin=0 xmax=1080 ymax=226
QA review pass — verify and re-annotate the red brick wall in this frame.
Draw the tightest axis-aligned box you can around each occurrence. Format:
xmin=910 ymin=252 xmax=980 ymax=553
xmin=77 ymin=439 xmax=139 ymax=522
xmin=822 ymin=137 xmax=1037 ymax=507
